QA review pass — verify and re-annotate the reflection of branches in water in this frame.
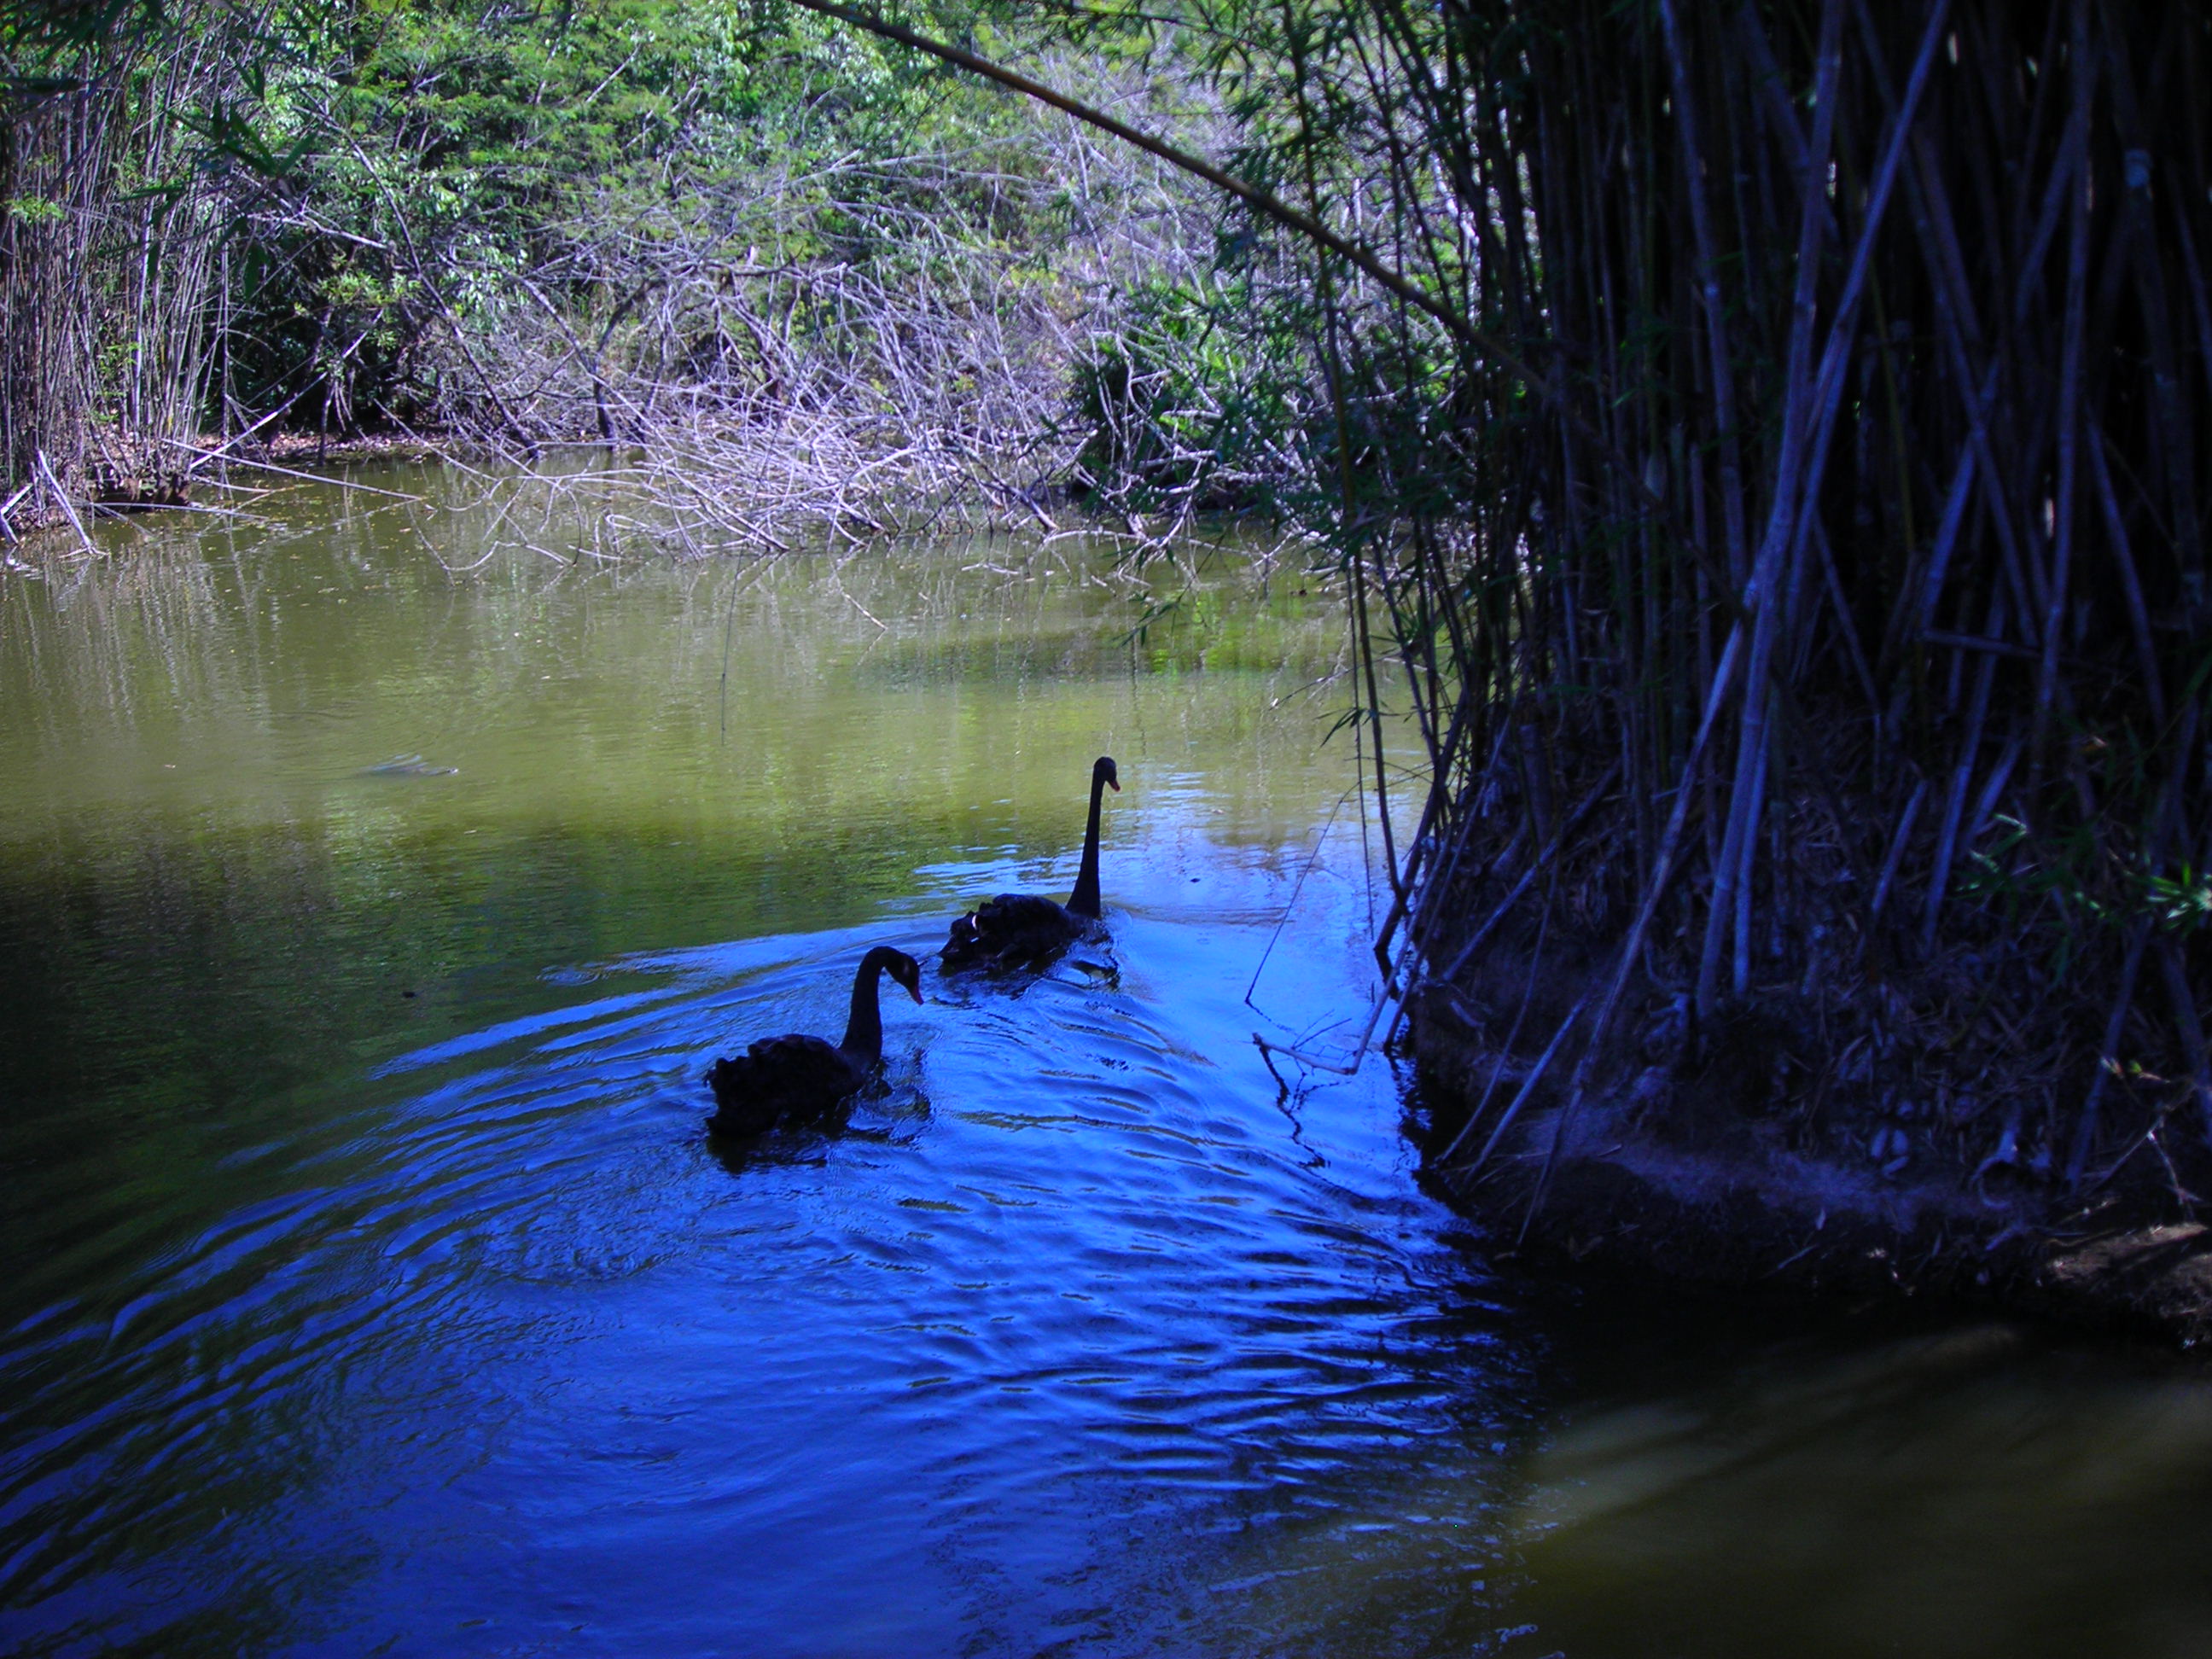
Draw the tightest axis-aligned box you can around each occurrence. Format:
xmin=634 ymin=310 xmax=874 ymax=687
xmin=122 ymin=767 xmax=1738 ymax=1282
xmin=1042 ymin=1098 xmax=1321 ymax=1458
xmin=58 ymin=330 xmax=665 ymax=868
xmin=2 ymin=532 xmax=244 ymax=728
xmin=1244 ymin=774 xmax=1422 ymax=1081
xmin=0 ymin=463 xmax=1356 ymax=804
xmin=405 ymin=468 xmax=1295 ymax=668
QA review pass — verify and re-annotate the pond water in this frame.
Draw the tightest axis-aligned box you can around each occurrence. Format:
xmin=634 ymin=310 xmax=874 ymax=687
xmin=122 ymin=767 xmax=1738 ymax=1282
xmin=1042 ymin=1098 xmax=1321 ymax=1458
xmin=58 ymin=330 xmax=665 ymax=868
xmin=5 ymin=463 xmax=2212 ymax=1657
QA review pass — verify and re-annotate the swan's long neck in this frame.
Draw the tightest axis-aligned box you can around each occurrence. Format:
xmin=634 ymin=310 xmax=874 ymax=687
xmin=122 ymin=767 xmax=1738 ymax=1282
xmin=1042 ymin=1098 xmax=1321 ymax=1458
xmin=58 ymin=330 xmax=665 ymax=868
xmin=840 ymin=951 xmax=889 ymax=1061
xmin=1068 ymin=771 xmax=1108 ymax=918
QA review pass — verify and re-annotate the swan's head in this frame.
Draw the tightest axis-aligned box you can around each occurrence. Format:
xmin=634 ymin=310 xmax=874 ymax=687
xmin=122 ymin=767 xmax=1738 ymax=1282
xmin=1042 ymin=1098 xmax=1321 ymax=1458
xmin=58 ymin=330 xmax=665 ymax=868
xmin=885 ymin=949 xmax=925 ymax=1004
xmin=1094 ymin=755 xmax=1120 ymax=793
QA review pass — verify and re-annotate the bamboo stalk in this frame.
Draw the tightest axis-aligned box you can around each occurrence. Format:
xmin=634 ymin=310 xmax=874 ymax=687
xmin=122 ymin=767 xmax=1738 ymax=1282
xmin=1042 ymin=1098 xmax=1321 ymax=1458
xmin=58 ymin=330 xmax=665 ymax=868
xmin=2065 ymin=919 xmax=2151 ymax=1186
xmin=34 ymin=450 xmax=96 ymax=556
xmin=1659 ymin=0 xmax=1753 ymax=591
xmin=2089 ymin=423 xmax=2165 ymax=725
xmin=2030 ymin=0 xmax=2094 ymax=774
xmin=1450 ymin=992 xmax=1589 ymax=1179
xmin=2157 ymin=936 xmax=2212 ymax=1150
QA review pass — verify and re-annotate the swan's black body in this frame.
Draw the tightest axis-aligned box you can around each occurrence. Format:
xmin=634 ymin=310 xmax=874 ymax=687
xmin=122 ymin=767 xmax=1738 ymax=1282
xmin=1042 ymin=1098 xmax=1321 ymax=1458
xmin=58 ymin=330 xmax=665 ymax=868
xmin=943 ymin=756 xmax=1119 ymax=972
xmin=705 ymin=946 xmax=923 ymax=1136
xmin=944 ymin=893 xmax=1085 ymax=969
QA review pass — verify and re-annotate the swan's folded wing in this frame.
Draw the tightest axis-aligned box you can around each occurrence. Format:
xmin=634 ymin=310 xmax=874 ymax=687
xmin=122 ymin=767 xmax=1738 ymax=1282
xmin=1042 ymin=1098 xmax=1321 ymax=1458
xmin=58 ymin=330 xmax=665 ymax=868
xmin=944 ymin=893 xmax=1080 ymax=968
xmin=707 ymin=1033 xmax=862 ymax=1129
xmin=974 ymin=894 xmax=1073 ymax=931
xmin=741 ymin=1033 xmax=854 ymax=1088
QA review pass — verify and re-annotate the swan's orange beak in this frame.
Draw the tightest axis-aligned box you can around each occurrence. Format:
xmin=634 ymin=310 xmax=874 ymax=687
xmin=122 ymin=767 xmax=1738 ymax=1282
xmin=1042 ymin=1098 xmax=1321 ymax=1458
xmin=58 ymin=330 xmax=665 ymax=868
xmin=1108 ymin=778 xmax=1120 ymax=792
xmin=907 ymin=982 xmax=924 ymax=1004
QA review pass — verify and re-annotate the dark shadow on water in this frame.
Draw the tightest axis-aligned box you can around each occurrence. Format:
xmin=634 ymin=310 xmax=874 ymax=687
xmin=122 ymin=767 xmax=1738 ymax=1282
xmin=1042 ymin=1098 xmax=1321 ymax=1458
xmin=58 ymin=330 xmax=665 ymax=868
xmin=1491 ymin=1272 xmax=2212 ymax=1659
xmin=932 ymin=946 xmax=1122 ymax=1000
xmin=705 ymin=1122 xmax=848 ymax=1176
xmin=701 ymin=1073 xmax=937 ymax=1178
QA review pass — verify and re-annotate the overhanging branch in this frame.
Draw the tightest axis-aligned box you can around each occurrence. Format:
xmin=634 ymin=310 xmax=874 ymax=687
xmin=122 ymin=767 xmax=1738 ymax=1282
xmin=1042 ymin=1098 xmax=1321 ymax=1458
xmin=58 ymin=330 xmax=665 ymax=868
xmin=782 ymin=0 xmax=1534 ymax=382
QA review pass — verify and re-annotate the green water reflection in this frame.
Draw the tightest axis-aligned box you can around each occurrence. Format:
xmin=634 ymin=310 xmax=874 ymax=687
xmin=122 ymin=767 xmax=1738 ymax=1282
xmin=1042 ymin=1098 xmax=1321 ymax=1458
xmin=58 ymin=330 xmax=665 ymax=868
xmin=0 ymin=466 xmax=1361 ymax=1319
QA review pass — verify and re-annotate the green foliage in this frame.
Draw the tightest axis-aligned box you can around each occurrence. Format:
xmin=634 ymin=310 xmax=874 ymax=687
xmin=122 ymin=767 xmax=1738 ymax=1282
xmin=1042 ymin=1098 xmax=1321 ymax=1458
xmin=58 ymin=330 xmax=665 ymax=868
xmin=1072 ymin=270 xmax=1311 ymax=509
xmin=3 ymin=0 xmax=1293 ymax=507
xmin=1960 ymin=807 xmax=2212 ymax=985
xmin=1068 ymin=237 xmax=1471 ymax=525
xmin=2144 ymin=867 xmax=2212 ymax=934
xmin=0 ymin=0 xmax=162 ymax=82
xmin=189 ymin=0 xmax=1123 ymax=430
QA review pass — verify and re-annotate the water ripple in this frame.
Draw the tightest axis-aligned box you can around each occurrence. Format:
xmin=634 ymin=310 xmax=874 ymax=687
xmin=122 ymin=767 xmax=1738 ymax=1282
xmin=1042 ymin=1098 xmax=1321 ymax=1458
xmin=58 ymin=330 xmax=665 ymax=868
xmin=0 ymin=864 xmax=1523 ymax=1658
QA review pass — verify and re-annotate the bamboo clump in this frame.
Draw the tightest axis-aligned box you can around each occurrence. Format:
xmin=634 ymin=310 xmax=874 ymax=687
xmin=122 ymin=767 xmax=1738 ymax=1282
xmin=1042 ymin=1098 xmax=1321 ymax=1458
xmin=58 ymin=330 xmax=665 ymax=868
xmin=1249 ymin=0 xmax=2212 ymax=1211
xmin=1 ymin=8 xmax=227 ymax=514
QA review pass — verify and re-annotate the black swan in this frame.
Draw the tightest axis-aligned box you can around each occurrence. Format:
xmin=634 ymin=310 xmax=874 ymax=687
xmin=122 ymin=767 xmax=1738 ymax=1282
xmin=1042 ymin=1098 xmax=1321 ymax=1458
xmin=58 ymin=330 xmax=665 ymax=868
xmin=943 ymin=755 xmax=1120 ymax=971
xmin=704 ymin=946 xmax=923 ymax=1136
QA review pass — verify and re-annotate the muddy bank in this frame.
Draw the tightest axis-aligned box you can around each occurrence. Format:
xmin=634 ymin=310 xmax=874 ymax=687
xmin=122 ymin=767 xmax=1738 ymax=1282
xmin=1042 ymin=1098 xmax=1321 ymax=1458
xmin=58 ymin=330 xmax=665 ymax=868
xmin=1412 ymin=989 xmax=2212 ymax=1350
